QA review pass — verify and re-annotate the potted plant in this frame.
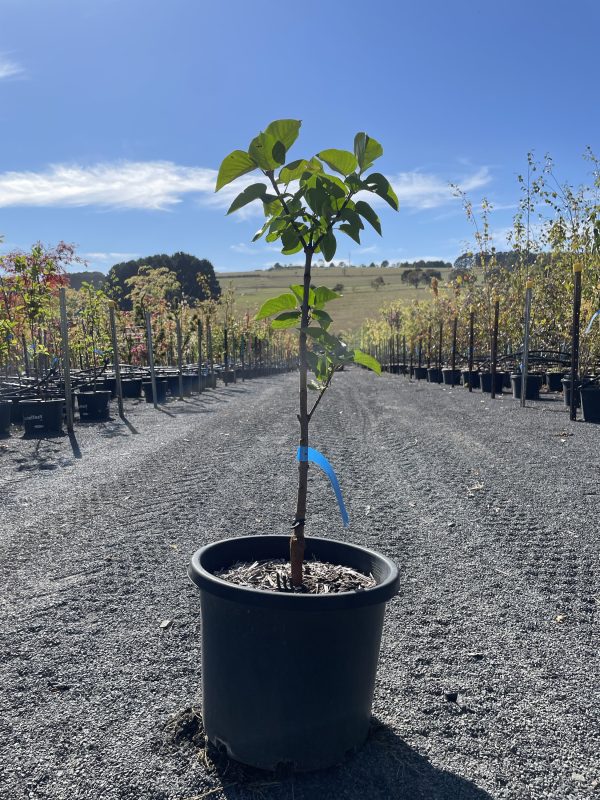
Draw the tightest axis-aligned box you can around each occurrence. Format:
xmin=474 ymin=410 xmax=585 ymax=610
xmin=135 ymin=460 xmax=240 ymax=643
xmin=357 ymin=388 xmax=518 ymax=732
xmin=188 ymin=120 xmax=400 ymax=771
xmin=72 ymin=282 xmax=113 ymax=421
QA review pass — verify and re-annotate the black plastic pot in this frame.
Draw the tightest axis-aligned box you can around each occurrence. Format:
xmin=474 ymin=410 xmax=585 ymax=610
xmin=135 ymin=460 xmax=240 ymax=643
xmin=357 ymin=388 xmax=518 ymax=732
xmin=19 ymin=398 xmax=64 ymax=435
xmin=412 ymin=366 xmax=427 ymax=381
xmin=142 ymin=379 xmax=168 ymax=404
xmin=188 ymin=535 xmax=399 ymax=772
xmin=0 ymin=400 xmax=11 ymax=435
xmin=121 ymin=378 xmax=142 ymax=398
xmin=561 ymin=378 xmax=581 ymax=409
xmin=426 ymin=367 xmax=443 ymax=383
xmin=461 ymin=370 xmax=479 ymax=389
xmin=510 ymin=373 xmax=542 ymax=400
xmin=580 ymin=384 xmax=600 ymax=423
xmin=546 ymin=372 xmax=565 ymax=392
xmin=77 ymin=390 xmax=112 ymax=421
xmin=479 ymin=372 xmax=504 ymax=394
xmin=441 ymin=368 xmax=461 ymax=385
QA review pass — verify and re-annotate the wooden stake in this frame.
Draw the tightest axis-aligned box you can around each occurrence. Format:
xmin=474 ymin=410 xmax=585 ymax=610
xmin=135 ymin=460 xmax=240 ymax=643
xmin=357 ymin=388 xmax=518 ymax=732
xmin=59 ymin=288 xmax=74 ymax=432
xmin=145 ymin=311 xmax=158 ymax=408
xmin=521 ymin=279 xmax=533 ymax=408
xmin=570 ymin=264 xmax=582 ymax=421
xmin=490 ymin=296 xmax=500 ymax=399
xmin=109 ymin=304 xmax=124 ymax=418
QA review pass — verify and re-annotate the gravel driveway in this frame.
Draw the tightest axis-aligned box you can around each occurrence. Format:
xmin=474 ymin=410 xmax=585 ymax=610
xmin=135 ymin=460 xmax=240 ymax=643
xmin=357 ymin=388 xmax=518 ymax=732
xmin=1 ymin=371 xmax=598 ymax=800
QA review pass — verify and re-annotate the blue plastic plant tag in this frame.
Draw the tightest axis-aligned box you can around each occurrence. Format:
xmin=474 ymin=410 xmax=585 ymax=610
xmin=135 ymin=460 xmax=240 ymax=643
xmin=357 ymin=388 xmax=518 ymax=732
xmin=585 ymin=309 xmax=600 ymax=334
xmin=297 ymin=446 xmax=349 ymax=527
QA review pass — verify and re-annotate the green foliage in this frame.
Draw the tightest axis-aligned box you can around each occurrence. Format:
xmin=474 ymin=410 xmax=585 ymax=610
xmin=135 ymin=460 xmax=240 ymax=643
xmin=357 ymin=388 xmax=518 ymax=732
xmin=215 ymin=120 xmax=399 ymax=396
xmin=105 ymin=252 xmax=221 ymax=310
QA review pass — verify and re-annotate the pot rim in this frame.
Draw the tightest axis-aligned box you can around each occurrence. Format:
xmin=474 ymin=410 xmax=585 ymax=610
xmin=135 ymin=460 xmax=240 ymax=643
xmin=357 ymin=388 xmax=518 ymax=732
xmin=189 ymin=534 xmax=400 ymax=610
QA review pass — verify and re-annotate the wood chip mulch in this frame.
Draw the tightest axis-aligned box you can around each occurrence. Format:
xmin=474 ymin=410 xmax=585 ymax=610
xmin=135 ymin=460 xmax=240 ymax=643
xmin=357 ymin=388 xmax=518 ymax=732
xmin=215 ymin=558 xmax=376 ymax=594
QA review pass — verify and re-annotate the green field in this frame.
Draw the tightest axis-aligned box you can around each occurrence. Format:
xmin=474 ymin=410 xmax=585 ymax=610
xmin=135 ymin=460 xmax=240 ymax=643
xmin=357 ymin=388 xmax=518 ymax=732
xmin=217 ymin=266 xmax=454 ymax=333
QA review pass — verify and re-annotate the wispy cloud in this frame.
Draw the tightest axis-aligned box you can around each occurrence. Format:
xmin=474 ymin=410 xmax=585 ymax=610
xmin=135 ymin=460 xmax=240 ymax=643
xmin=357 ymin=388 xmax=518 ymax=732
xmin=0 ymin=161 xmax=222 ymax=210
xmin=0 ymin=159 xmax=492 ymax=216
xmin=0 ymin=56 xmax=25 ymax=80
xmin=81 ymin=251 xmax=140 ymax=262
xmin=387 ymin=167 xmax=492 ymax=210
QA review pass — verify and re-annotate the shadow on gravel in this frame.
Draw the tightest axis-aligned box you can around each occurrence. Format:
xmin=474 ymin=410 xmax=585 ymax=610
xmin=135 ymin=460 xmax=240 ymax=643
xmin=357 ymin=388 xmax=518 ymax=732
xmin=164 ymin=710 xmax=492 ymax=800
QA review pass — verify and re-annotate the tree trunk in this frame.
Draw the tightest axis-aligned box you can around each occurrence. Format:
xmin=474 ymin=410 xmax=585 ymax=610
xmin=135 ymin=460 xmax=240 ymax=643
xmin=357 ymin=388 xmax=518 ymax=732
xmin=290 ymin=247 xmax=313 ymax=587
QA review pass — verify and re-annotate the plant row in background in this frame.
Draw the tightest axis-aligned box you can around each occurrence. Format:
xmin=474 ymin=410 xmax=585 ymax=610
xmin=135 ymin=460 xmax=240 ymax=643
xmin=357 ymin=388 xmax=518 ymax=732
xmin=358 ymin=151 xmax=600 ymax=378
xmin=0 ymin=242 xmax=298 ymax=381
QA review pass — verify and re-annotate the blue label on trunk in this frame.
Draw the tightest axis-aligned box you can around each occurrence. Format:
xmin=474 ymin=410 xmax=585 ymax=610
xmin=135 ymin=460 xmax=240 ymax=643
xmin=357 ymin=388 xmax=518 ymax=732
xmin=297 ymin=446 xmax=349 ymax=528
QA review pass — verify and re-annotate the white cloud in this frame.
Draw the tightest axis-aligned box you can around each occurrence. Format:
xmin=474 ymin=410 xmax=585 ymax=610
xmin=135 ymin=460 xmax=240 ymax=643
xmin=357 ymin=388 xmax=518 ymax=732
xmin=0 ymin=57 xmax=24 ymax=80
xmin=81 ymin=251 xmax=140 ymax=262
xmin=0 ymin=159 xmax=493 ymax=216
xmin=0 ymin=161 xmax=223 ymax=210
xmin=386 ymin=167 xmax=492 ymax=210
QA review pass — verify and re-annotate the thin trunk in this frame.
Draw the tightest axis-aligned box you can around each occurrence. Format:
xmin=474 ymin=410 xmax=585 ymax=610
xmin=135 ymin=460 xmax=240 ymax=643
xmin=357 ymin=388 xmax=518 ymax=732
xmin=290 ymin=247 xmax=313 ymax=587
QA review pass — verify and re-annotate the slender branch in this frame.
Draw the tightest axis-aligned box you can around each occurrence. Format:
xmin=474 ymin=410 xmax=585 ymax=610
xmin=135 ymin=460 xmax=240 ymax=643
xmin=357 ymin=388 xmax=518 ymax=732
xmin=307 ymin=364 xmax=338 ymax=421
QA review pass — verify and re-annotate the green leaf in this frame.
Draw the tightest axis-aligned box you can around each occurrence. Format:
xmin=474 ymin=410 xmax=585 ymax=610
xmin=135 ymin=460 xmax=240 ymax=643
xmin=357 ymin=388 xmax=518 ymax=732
xmin=226 ymin=183 xmax=267 ymax=214
xmin=320 ymin=231 xmax=337 ymax=262
xmin=354 ymin=200 xmax=382 ymax=235
xmin=314 ymin=286 xmax=341 ymax=306
xmin=279 ymin=159 xmax=309 ymax=183
xmin=339 ymin=223 xmax=362 ymax=244
xmin=317 ymin=149 xmax=358 ymax=176
xmin=290 ymin=284 xmax=315 ymax=306
xmin=354 ymin=133 xmax=383 ymax=172
xmin=255 ymin=293 xmax=298 ymax=320
xmin=339 ymin=208 xmax=364 ymax=230
xmin=306 ymin=350 xmax=319 ymax=372
xmin=252 ymin=219 xmax=270 ymax=242
xmin=263 ymin=197 xmax=283 ymax=216
xmin=271 ymin=310 xmax=301 ymax=329
xmin=364 ymin=172 xmax=399 ymax=210
xmin=353 ymin=349 xmax=381 ymax=374
xmin=311 ymin=309 xmax=332 ymax=329
xmin=216 ymin=150 xmax=257 ymax=192
xmin=249 ymin=132 xmax=286 ymax=170
xmin=281 ymin=240 xmax=303 ymax=255
xmin=265 ymin=119 xmax=302 ymax=150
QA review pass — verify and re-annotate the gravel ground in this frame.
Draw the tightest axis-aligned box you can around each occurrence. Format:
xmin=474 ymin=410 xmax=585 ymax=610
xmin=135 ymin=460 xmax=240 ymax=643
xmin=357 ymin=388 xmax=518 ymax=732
xmin=1 ymin=371 xmax=599 ymax=800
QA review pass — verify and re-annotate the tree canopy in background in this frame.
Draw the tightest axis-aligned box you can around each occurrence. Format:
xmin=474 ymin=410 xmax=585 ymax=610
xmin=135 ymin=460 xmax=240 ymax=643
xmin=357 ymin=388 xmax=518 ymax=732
xmin=105 ymin=252 xmax=221 ymax=309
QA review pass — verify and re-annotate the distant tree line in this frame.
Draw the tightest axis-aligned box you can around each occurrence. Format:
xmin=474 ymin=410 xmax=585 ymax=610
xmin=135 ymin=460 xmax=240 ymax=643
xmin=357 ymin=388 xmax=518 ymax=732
xmin=103 ymin=252 xmax=221 ymax=309
xmin=269 ymin=258 xmax=453 ymax=271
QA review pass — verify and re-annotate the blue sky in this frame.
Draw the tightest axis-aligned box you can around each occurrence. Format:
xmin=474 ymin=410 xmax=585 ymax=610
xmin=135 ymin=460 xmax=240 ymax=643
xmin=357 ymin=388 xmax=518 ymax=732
xmin=1 ymin=0 xmax=599 ymax=274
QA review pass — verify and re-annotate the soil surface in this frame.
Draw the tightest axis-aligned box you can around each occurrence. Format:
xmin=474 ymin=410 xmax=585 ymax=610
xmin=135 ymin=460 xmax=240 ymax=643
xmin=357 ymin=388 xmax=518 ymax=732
xmin=215 ymin=558 xmax=376 ymax=593
xmin=1 ymin=372 xmax=599 ymax=799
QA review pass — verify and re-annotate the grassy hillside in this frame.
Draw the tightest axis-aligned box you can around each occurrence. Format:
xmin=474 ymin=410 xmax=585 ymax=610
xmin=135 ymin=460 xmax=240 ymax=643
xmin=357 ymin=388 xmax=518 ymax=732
xmin=217 ymin=265 xmax=455 ymax=333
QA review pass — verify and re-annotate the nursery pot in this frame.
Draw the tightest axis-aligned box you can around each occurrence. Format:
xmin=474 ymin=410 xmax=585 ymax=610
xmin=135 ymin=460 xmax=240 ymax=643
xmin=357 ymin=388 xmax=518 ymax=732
xmin=188 ymin=535 xmax=399 ymax=772
xmin=441 ymin=368 xmax=461 ymax=385
xmin=0 ymin=400 xmax=11 ymax=435
xmin=426 ymin=367 xmax=443 ymax=383
xmin=545 ymin=372 xmax=565 ymax=392
xmin=19 ymin=398 xmax=64 ymax=435
xmin=562 ymin=378 xmax=581 ymax=409
xmin=510 ymin=373 xmax=542 ymax=401
xmin=412 ymin=366 xmax=427 ymax=381
xmin=121 ymin=378 xmax=142 ymax=398
xmin=479 ymin=371 xmax=504 ymax=394
xmin=77 ymin=390 xmax=111 ymax=421
xmin=142 ymin=379 xmax=168 ymax=404
xmin=580 ymin=384 xmax=600 ymax=423
xmin=461 ymin=369 xmax=479 ymax=389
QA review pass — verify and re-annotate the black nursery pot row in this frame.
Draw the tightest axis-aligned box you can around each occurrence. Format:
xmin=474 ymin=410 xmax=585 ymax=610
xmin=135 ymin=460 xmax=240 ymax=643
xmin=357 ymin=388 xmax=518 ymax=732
xmin=402 ymin=363 xmax=600 ymax=423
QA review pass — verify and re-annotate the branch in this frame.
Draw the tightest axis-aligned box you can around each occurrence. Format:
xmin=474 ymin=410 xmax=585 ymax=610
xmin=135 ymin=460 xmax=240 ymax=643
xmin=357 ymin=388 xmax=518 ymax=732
xmin=307 ymin=364 xmax=339 ymax=421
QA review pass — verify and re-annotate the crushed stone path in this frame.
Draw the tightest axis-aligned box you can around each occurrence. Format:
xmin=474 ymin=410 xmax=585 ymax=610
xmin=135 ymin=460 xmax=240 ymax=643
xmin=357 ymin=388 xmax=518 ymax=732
xmin=1 ymin=371 xmax=598 ymax=800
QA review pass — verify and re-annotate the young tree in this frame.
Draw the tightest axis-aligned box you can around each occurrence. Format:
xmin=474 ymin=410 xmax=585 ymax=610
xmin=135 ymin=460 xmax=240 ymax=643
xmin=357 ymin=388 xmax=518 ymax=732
xmin=216 ymin=119 xmax=398 ymax=585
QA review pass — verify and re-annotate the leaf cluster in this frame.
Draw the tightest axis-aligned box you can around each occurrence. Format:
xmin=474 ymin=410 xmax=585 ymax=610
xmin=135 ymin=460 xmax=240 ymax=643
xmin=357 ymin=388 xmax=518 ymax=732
xmin=216 ymin=120 xmax=398 ymax=262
